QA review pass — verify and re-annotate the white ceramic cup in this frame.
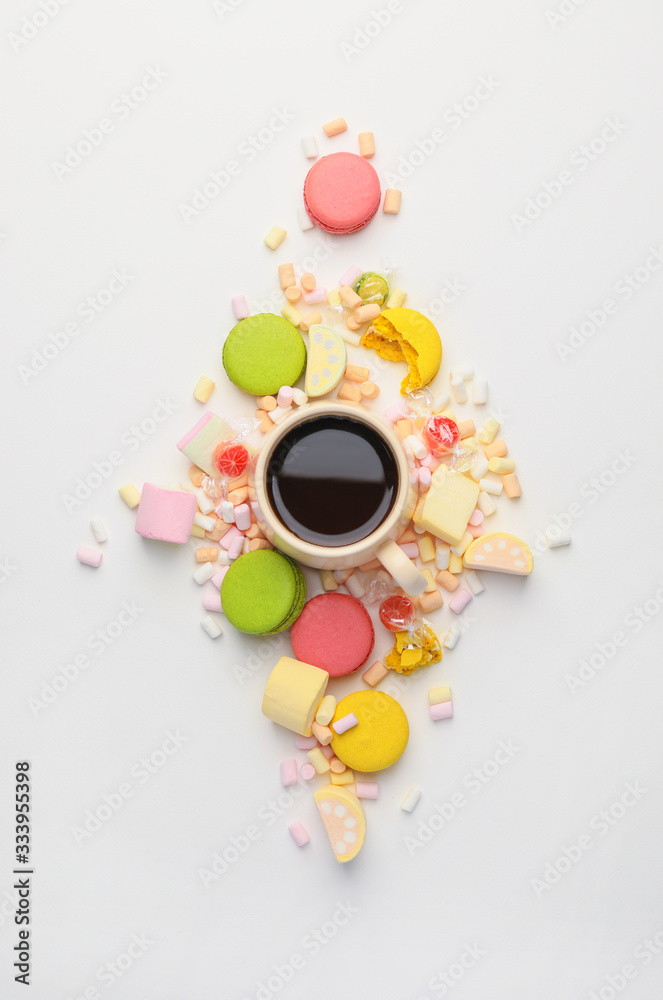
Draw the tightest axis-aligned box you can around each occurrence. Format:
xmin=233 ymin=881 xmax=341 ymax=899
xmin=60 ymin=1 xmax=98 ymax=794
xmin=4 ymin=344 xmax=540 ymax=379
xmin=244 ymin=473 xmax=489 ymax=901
xmin=250 ymin=401 xmax=427 ymax=593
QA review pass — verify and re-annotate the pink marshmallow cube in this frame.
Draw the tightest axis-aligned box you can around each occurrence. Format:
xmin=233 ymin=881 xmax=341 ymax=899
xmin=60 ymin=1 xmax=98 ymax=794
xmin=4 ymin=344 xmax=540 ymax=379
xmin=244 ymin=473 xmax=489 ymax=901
xmin=430 ymin=701 xmax=454 ymax=721
xmin=288 ymin=821 xmax=310 ymax=847
xmin=135 ymin=484 xmax=196 ymax=544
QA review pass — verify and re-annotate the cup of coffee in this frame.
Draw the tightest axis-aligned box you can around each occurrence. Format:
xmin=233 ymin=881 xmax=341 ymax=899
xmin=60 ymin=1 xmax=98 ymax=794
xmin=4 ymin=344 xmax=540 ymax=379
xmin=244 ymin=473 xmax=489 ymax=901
xmin=250 ymin=402 xmax=426 ymax=592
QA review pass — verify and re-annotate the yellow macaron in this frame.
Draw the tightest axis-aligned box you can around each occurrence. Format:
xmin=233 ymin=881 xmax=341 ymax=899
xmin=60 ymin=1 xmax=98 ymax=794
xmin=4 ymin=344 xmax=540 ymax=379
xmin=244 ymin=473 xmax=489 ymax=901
xmin=360 ymin=307 xmax=442 ymax=394
xmin=330 ymin=690 xmax=409 ymax=772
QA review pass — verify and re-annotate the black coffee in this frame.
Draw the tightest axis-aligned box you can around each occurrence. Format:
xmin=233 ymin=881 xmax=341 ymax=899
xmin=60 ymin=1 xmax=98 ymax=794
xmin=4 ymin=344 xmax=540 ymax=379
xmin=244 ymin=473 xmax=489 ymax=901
xmin=266 ymin=415 xmax=398 ymax=547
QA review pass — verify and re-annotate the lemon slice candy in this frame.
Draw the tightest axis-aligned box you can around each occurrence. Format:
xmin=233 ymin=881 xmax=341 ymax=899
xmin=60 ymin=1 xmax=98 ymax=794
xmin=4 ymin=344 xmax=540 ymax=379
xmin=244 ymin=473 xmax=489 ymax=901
xmin=304 ymin=324 xmax=347 ymax=398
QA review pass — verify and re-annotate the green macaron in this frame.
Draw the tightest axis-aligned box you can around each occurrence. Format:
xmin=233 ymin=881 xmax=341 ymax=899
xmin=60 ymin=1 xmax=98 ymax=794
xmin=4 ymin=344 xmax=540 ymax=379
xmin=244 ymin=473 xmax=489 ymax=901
xmin=222 ymin=314 xmax=307 ymax=396
xmin=220 ymin=550 xmax=306 ymax=635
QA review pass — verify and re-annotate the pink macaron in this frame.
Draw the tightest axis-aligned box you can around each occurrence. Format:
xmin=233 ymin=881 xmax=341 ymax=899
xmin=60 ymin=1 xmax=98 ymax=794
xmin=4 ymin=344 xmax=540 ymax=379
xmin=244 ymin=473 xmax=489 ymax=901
xmin=290 ymin=593 xmax=375 ymax=677
xmin=303 ymin=152 xmax=381 ymax=234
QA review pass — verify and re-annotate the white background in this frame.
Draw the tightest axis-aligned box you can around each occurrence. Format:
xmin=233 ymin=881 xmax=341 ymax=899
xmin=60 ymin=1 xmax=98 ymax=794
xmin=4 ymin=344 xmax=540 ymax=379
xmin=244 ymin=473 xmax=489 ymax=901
xmin=2 ymin=0 xmax=663 ymax=997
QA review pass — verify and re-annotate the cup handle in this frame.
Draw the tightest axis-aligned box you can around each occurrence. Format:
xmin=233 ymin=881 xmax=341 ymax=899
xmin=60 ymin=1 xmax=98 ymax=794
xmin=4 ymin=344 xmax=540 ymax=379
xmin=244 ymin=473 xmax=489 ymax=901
xmin=376 ymin=539 xmax=428 ymax=596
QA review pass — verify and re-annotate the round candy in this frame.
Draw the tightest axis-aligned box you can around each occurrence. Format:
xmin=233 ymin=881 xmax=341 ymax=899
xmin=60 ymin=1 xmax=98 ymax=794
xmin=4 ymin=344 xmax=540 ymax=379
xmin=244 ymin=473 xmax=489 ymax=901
xmin=330 ymin=691 xmax=409 ymax=772
xmin=379 ymin=595 xmax=416 ymax=632
xmin=354 ymin=272 xmax=389 ymax=305
xmin=303 ymin=153 xmax=381 ymax=234
xmin=423 ymin=415 xmax=460 ymax=456
xmin=221 ymin=550 xmax=306 ymax=635
xmin=213 ymin=443 xmax=249 ymax=478
xmin=223 ymin=314 xmax=307 ymax=396
xmin=290 ymin=593 xmax=375 ymax=677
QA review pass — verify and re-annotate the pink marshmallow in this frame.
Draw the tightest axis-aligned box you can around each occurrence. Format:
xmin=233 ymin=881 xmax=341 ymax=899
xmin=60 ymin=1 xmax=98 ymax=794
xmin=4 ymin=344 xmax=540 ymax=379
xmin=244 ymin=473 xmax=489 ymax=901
xmin=421 ymin=453 xmax=441 ymax=471
xmin=135 ymin=484 xmax=196 ymax=544
xmin=319 ymin=744 xmax=334 ymax=759
xmin=354 ymin=781 xmax=379 ymax=799
xmin=467 ymin=523 xmax=484 ymax=538
xmin=277 ymin=386 xmax=294 ymax=408
xmin=303 ymin=287 xmax=327 ymax=304
xmin=295 ymin=734 xmax=318 ymax=750
xmin=77 ymin=546 xmax=102 ymax=568
xmin=210 ymin=566 xmax=229 ymax=589
xmin=280 ymin=759 xmax=298 ymax=787
xmin=227 ymin=535 xmax=244 ymax=560
xmin=430 ymin=701 xmax=454 ymax=721
xmin=338 ymin=264 xmax=363 ymax=287
xmin=449 ymin=588 xmax=472 ymax=614
xmin=384 ymin=403 xmax=407 ymax=424
xmin=399 ymin=542 xmax=419 ymax=559
xmin=418 ymin=467 xmax=432 ymax=488
xmin=469 ymin=509 xmax=484 ymax=526
xmin=332 ymin=712 xmax=358 ymax=735
xmin=219 ymin=525 xmax=243 ymax=551
xmin=234 ymin=503 xmax=251 ymax=531
xmin=202 ymin=591 xmax=222 ymax=613
xmin=232 ymin=294 xmax=250 ymax=319
xmin=299 ymin=763 xmax=316 ymax=780
xmin=288 ymin=821 xmax=310 ymax=847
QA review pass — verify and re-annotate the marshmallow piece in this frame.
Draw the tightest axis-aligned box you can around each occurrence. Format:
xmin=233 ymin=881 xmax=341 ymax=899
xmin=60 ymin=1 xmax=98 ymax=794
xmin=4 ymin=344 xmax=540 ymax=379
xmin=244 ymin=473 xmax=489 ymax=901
xmin=477 ymin=491 xmax=497 ymax=517
xmin=288 ymin=821 xmax=310 ymax=847
xmin=193 ymin=562 xmax=216 ymax=586
xmin=546 ymin=525 xmax=571 ymax=547
xmin=264 ymin=226 xmax=286 ymax=250
xmin=77 ymin=546 xmax=102 ymax=568
xmin=234 ymin=504 xmax=251 ymax=531
xmin=331 ymin=712 xmax=358 ymax=736
xmin=430 ymin=701 xmax=454 ymax=720
xmin=358 ymin=131 xmax=375 ymax=157
xmin=118 ymin=483 xmax=141 ymax=509
xmin=308 ymin=747 xmax=331 ymax=774
xmin=478 ymin=418 xmax=500 ymax=445
xmin=479 ymin=478 xmax=503 ymax=496
xmin=353 ymin=781 xmax=379 ymax=799
xmin=135 ymin=484 xmax=196 ymax=544
xmin=436 ymin=570 xmax=459 ymax=592
xmin=448 ymin=553 xmax=463 ymax=574
xmin=316 ymin=695 xmax=337 ymax=727
xmin=312 ymin=721 xmax=334 ymax=746
xmin=195 ymin=489 xmax=214 ymax=515
xmin=435 ymin=544 xmax=451 ymax=571
xmin=416 ymin=465 xmax=480 ymax=546
xmin=449 ymin=588 xmax=472 ymax=614
xmin=484 ymin=439 xmax=507 ymax=460
xmin=202 ymin=591 xmax=222 ymax=613
xmin=376 ymin=539 xmax=428 ymax=597
xmin=319 ymin=569 xmax=338 ymax=592
xmin=417 ymin=535 xmax=436 ymax=563
xmin=406 ymin=435 xmax=427 ymax=460
xmin=295 ymin=734 xmax=318 ymax=750
xmin=322 ymin=117 xmax=347 ymax=136
xmin=473 ymin=378 xmax=488 ymax=404
xmin=299 ymin=763 xmax=316 ymax=781
xmin=463 ymin=532 xmax=534 ymax=575
xmin=432 ymin=392 xmax=451 ymax=413
xmin=90 ymin=517 xmax=108 ymax=543
xmin=362 ymin=660 xmax=389 ymax=687
xmin=201 ymin=615 xmax=223 ymax=638
xmin=231 ymin=295 xmax=249 ymax=319
xmin=280 ymin=759 xmax=299 ymax=787
xmin=465 ymin=570 xmax=485 ymax=595
xmin=450 ymin=377 xmax=468 ymax=403
xmin=450 ymin=364 xmax=474 ymax=381
xmin=297 ymin=207 xmax=315 ymax=231
xmin=313 ymin=785 xmax=365 ymax=863
xmin=193 ymin=512 xmax=215 ymax=532
xmin=177 ymin=412 xmax=234 ymax=477
xmin=488 ymin=457 xmax=516 ymax=475
xmin=301 ymin=134 xmax=318 ymax=158
xmin=383 ymin=188 xmax=402 ymax=215
xmin=193 ymin=376 xmax=215 ymax=403
xmin=339 ymin=264 xmax=363 ymax=287
xmin=401 ymin=785 xmax=422 ymax=813
xmin=428 ymin=685 xmax=452 ymax=706
xmin=292 ymin=388 xmax=308 ymax=406
xmin=385 ymin=286 xmax=407 ymax=308
xmin=262 ymin=656 xmax=328 ymax=736
xmin=443 ymin=624 xmax=461 ymax=649
xmin=419 ymin=590 xmax=443 ymax=613
xmin=503 ymin=473 xmax=522 ymax=499
xmin=451 ymin=532 xmax=473 ymax=557
xmin=345 ymin=574 xmax=365 ymax=599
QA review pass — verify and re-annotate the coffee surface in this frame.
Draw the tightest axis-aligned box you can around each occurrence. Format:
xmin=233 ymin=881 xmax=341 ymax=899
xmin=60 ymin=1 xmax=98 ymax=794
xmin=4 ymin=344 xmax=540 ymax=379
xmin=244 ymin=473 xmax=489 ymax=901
xmin=266 ymin=416 xmax=398 ymax=547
